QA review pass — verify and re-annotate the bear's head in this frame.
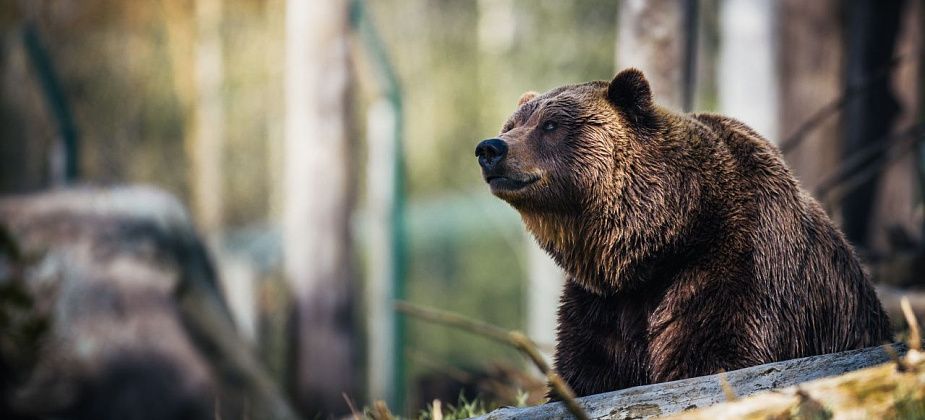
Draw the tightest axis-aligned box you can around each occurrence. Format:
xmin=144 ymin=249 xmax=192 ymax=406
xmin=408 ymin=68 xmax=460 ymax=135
xmin=476 ymin=69 xmax=701 ymax=295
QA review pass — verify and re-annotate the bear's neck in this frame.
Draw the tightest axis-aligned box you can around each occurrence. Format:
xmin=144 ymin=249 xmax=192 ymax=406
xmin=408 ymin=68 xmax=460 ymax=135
xmin=522 ymin=210 xmax=665 ymax=296
xmin=521 ymin=178 xmax=728 ymax=296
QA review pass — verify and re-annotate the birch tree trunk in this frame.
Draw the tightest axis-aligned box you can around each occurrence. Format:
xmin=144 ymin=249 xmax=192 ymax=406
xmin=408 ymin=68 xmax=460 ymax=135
xmin=616 ymin=0 xmax=687 ymax=110
xmin=283 ymin=0 xmax=356 ymax=415
xmin=190 ymin=0 xmax=225 ymax=233
xmin=718 ymin=0 xmax=779 ymax=143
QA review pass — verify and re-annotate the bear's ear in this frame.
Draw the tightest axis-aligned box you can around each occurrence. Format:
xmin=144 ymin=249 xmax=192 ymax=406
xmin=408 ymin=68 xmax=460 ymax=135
xmin=517 ymin=91 xmax=539 ymax=107
xmin=607 ymin=68 xmax=655 ymax=122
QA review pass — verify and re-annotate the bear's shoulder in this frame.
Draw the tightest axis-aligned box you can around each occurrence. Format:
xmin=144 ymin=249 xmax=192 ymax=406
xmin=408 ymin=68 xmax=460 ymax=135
xmin=691 ymin=112 xmax=787 ymax=166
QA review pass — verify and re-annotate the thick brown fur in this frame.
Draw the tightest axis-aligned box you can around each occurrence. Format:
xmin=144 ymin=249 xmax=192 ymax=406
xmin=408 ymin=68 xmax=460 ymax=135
xmin=478 ymin=68 xmax=892 ymax=398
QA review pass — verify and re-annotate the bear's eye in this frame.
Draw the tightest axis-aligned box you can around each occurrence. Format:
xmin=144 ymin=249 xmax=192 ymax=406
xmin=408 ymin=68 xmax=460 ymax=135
xmin=542 ymin=121 xmax=558 ymax=131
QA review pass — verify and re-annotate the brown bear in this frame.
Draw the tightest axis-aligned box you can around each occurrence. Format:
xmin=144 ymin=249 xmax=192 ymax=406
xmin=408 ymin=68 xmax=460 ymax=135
xmin=475 ymin=69 xmax=892 ymax=398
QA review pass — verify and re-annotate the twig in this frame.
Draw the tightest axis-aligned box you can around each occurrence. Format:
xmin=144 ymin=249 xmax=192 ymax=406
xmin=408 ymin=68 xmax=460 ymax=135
xmin=509 ymin=331 xmax=551 ymax=373
xmin=817 ymin=123 xmax=924 ymax=206
xmin=396 ymin=301 xmax=589 ymax=420
xmin=901 ymin=297 xmax=921 ymax=352
xmin=547 ymin=372 xmax=588 ymax=420
xmin=432 ymin=399 xmax=443 ymax=420
xmin=509 ymin=332 xmax=587 ymax=419
xmin=372 ymin=400 xmax=393 ymax=420
xmin=821 ymin=137 xmax=920 ymax=207
xmin=815 ymin=124 xmax=919 ymax=195
xmin=881 ymin=343 xmax=908 ymax=372
xmin=718 ymin=371 xmax=737 ymax=402
xmin=342 ymin=393 xmax=362 ymax=420
xmin=395 ymin=301 xmax=510 ymax=344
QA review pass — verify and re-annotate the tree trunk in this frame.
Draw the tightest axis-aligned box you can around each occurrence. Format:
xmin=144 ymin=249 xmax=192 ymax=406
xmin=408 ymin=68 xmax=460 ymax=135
xmin=616 ymin=0 xmax=688 ymax=110
xmin=283 ymin=0 xmax=356 ymax=415
xmin=189 ymin=0 xmax=225 ymax=233
xmin=717 ymin=0 xmax=779 ymax=143
xmin=841 ymin=0 xmax=905 ymax=247
xmin=867 ymin=0 xmax=921 ymax=255
xmin=0 ymin=29 xmax=51 ymax=193
xmin=776 ymin=0 xmax=844 ymax=194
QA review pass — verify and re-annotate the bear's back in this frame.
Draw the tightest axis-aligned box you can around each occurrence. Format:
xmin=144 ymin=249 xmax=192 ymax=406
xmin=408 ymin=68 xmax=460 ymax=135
xmin=692 ymin=113 xmax=892 ymax=355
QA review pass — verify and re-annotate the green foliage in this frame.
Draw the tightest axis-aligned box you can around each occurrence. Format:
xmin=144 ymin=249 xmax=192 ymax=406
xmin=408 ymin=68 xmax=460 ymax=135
xmin=891 ymin=393 xmax=925 ymax=419
xmin=514 ymin=388 xmax=530 ymax=407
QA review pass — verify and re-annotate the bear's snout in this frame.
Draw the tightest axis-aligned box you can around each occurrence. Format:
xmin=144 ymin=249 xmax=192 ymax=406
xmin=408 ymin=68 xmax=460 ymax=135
xmin=475 ymin=138 xmax=508 ymax=172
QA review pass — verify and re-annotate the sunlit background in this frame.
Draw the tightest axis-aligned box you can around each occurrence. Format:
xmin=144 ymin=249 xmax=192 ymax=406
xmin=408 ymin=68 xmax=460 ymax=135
xmin=1 ymin=0 xmax=922 ymax=418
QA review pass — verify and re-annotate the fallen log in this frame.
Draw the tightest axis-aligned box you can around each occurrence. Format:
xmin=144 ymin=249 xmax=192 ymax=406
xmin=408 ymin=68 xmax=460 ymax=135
xmin=0 ymin=187 xmax=298 ymax=420
xmin=662 ymin=349 xmax=925 ymax=419
xmin=474 ymin=344 xmax=907 ymax=420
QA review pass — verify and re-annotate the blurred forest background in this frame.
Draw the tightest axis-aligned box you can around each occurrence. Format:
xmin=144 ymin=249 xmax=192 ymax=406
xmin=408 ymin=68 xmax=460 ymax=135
xmin=1 ymin=0 xmax=924 ymax=419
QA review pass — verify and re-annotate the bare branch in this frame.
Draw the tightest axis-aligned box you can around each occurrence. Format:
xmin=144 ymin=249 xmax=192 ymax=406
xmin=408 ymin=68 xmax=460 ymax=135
xmin=902 ymin=296 xmax=922 ymax=352
xmin=395 ymin=301 xmax=589 ymax=420
xmin=815 ymin=123 xmax=924 ymax=206
xmin=779 ymin=54 xmax=908 ymax=154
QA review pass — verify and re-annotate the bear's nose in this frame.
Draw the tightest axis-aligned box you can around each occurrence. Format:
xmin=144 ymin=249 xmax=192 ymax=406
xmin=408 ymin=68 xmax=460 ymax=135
xmin=475 ymin=138 xmax=508 ymax=171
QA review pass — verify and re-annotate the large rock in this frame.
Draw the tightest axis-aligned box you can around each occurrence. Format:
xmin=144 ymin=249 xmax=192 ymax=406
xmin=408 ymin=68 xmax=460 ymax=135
xmin=0 ymin=186 xmax=297 ymax=420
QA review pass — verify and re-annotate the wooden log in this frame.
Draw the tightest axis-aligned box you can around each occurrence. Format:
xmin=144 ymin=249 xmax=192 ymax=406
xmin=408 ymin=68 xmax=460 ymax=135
xmin=664 ymin=349 xmax=925 ymax=419
xmin=474 ymin=344 xmax=907 ymax=419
